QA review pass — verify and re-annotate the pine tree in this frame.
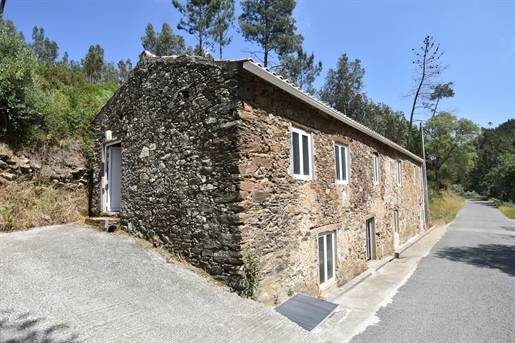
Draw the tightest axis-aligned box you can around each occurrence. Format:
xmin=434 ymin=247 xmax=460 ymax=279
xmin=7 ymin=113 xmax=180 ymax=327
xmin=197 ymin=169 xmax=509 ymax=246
xmin=141 ymin=23 xmax=187 ymax=56
xmin=211 ymin=0 xmax=234 ymax=59
xmin=276 ymin=47 xmax=322 ymax=94
xmin=319 ymin=53 xmax=367 ymax=122
xmin=117 ymin=59 xmax=132 ymax=84
xmin=30 ymin=26 xmax=59 ymax=63
xmin=238 ymin=0 xmax=303 ymax=67
xmin=81 ymin=45 xmax=105 ymax=84
xmin=406 ymin=36 xmax=448 ymax=150
xmin=172 ymin=0 xmax=220 ymax=57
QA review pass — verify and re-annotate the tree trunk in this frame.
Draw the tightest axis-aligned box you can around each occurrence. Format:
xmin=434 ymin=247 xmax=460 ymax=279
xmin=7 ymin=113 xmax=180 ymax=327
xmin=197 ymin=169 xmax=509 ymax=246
xmin=0 ymin=0 xmax=6 ymax=20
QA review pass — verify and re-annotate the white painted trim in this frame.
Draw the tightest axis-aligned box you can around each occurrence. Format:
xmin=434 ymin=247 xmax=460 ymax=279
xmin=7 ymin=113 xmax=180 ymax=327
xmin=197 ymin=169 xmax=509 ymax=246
xmin=373 ymin=153 xmax=380 ymax=185
xmin=334 ymin=142 xmax=350 ymax=185
xmin=103 ymin=141 xmax=122 ymax=212
xmin=396 ymin=160 xmax=403 ymax=186
xmin=318 ymin=231 xmax=336 ymax=287
xmin=243 ymin=61 xmax=423 ymax=164
xmin=291 ymin=126 xmax=313 ymax=180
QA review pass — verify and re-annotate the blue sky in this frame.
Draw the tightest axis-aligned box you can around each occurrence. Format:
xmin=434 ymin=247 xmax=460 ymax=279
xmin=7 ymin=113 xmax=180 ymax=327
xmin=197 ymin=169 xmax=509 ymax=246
xmin=4 ymin=0 xmax=514 ymax=128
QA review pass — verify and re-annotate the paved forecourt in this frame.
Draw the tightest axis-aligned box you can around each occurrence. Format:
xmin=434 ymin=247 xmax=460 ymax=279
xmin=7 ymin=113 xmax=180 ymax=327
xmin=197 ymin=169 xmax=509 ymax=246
xmin=0 ymin=224 xmax=320 ymax=343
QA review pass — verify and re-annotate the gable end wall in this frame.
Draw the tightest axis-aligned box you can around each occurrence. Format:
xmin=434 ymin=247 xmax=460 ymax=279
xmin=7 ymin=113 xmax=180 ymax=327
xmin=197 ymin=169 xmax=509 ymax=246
xmin=92 ymin=56 xmax=248 ymax=290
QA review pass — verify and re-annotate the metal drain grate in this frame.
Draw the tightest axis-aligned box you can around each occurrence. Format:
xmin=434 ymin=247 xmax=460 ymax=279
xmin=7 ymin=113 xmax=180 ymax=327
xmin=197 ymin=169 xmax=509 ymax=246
xmin=275 ymin=293 xmax=338 ymax=331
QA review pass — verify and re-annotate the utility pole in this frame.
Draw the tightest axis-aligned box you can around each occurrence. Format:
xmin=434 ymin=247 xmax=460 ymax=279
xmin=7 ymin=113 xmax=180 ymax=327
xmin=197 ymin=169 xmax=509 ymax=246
xmin=420 ymin=122 xmax=430 ymax=225
xmin=0 ymin=0 xmax=6 ymax=21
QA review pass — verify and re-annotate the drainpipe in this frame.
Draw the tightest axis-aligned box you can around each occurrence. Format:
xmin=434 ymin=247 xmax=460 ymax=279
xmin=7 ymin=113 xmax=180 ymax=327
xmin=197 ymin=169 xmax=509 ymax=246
xmin=420 ymin=123 xmax=430 ymax=225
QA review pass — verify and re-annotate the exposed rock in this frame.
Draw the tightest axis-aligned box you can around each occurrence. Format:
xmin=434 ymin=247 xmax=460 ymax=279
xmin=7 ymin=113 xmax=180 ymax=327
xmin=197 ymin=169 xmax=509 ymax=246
xmin=20 ymin=165 xmax=32 ymax=174
xmin=1 ymin=172 xmax=16 ymax=181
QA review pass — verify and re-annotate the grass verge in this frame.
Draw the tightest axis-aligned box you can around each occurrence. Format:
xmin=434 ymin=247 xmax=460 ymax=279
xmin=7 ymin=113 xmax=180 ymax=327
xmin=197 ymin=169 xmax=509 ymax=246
xmin=490 ymin=199 xmax=515 ymax=219
xmin=0 ymin=181 xmax=88 ymax=232
xmin=429 ymin=191 xmax=465 ymax=225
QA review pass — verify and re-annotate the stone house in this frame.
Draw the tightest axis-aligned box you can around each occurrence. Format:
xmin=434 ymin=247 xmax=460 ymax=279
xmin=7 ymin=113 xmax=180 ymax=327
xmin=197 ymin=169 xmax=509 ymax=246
xmin=92 ymin=52 xmax=425 ymax=306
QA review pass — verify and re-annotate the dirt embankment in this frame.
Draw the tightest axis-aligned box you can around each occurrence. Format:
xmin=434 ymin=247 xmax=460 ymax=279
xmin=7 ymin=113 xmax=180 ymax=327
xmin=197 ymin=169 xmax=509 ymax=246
xmin=0 ymin=140 xmax=89 ymax=187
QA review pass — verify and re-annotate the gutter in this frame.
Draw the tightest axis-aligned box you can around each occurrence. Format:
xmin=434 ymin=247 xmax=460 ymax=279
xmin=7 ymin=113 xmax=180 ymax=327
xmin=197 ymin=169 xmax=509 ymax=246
xmin=242 ymin=61 xmax=423 ymax=163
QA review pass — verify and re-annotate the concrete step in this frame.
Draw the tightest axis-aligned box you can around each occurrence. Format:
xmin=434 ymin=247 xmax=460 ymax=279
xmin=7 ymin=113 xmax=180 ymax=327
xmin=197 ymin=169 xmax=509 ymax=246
xmin=85 ymin=217 xmax=120 ymax=232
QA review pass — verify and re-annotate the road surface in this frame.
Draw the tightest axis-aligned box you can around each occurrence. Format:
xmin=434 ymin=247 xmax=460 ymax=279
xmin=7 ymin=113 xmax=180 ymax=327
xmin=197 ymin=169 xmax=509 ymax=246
xmin=350 ymin=200 xmax=515 ymax=343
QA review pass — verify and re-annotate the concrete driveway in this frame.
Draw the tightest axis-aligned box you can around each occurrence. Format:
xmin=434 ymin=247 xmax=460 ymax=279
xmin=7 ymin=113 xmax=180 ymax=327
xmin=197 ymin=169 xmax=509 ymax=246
xmin=0 ymin=225 xmax=318 ymax=343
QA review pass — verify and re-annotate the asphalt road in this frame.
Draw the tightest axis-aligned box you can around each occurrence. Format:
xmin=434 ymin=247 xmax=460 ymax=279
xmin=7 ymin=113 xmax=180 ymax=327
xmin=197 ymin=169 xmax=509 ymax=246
xmin=0 ymin=225 xmax=318 ymax=343
xmin=350 ymin=200 xmax=515 ymax=343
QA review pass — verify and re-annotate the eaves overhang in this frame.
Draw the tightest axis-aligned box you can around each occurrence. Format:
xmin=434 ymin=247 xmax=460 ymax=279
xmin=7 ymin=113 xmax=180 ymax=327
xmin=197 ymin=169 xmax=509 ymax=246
xmin=242 ymin=61 xmax=424 ymax=164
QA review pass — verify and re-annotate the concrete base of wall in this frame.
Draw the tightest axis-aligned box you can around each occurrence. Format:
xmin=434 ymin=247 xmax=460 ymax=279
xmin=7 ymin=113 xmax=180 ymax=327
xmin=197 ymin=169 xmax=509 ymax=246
xmin=85 ymin=217 xmax=120 ymax=232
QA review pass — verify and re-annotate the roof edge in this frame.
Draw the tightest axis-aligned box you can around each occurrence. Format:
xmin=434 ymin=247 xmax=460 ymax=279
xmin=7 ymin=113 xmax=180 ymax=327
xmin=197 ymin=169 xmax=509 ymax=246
xmin=242 ymin=61 xmax=423 ymax=163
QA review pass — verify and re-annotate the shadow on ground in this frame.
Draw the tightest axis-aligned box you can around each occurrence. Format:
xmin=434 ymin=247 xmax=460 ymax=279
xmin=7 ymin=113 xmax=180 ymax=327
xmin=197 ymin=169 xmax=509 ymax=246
xmin=469 ymin=200 xmax=498 ymax=208
xmin=435 ymin=244 xmax=515 ymax=277
xmin=0 ymin=310 xmax=82 ymax=343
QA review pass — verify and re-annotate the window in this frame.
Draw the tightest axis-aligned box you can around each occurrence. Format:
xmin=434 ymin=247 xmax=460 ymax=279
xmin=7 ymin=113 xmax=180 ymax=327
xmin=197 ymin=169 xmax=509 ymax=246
xmin=413 ymin=165 xmax=417 ymax=185
xmin=372 ymin=153 xmax=380 ymax=184
xmin=318 ymin=231 xmax=336 ymax=285
xmin=396 ymin=160 xmax=402 ymax=186
xmin=366 ymin=218 xmax=376 ymax=260
xmin=334 ymin=143 xmax=349 ymax=184
xmin=291 ymin=127 xmax=312 ymax=180
xmin=393 ymin=210 xmax=400 ymax=249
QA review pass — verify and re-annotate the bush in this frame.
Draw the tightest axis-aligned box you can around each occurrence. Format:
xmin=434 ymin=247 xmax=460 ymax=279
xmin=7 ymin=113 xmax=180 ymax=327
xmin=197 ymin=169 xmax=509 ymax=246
xmin=450 ymin=184 xmax=464 ymax=196
xmin=490 ymin=199 xmax=515 ymax=220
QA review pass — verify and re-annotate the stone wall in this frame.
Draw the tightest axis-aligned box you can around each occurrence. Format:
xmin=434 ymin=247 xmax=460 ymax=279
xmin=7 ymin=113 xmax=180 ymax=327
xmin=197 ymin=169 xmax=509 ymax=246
xmin=92 ymin=55 xmax=247 ymax=290
xmin=92 ymin=54 xmax=424 ymax=305
xmin=234 ymin=71 xmax=424 ymax=305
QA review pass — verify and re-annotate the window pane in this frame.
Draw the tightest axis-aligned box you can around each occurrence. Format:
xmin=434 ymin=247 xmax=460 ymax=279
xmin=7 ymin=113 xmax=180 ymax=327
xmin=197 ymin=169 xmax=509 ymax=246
xmin=293 ymin=132 xmax=300 ymax=175
xmin=373 ymin=154 xmax=379 ymax=183
xmin=327 ymin=234 xmax=334 ymax=280
xmin=341 ymin=147 xmax=347 ymax=181
xmin=302 ymin=134 xmax=310 ymax=176
xmin=335 ymin=146 xmax=341 ymax=180
xmin=318 ymin=236 xmax=325 ymax=284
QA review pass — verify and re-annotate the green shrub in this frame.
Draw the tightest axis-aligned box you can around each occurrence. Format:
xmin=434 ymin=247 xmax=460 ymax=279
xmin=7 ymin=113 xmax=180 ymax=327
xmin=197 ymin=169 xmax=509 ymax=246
xmin=241 ymin=252 xmax=260 ymax=300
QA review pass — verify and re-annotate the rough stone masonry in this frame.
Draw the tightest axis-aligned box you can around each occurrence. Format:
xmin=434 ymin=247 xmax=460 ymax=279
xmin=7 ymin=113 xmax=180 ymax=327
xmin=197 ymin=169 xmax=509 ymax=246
xmin=92 ymin=53 xmax=425 ymax=306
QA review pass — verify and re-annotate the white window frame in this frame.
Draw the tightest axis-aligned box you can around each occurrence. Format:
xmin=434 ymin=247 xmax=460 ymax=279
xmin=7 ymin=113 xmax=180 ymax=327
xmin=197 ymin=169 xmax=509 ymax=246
xmin=334 ymin=143 xmax=350 ymax=184
xmin=318 ymin=231 xmax=336 ymax=286
xmin=291 ymin=127 xmax=313 ymax=180
xmin=396 ymin=160 xmax=402 ymax=186
xmin=372 ymin=153 xmax=380 ymax=185
xmin=394 ymin=210 xmax=399 ymax=233
xmin=393 ymin=210 xmax=400 ymax=249
xmin=366 ymin=218 xmax=376 ymax=260
xmin=413 ymin=165 xmax=417 ymax=185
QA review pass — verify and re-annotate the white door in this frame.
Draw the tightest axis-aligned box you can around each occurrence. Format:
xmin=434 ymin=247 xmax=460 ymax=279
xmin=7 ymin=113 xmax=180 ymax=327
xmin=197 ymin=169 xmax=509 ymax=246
xmin=105 ymin=144 xmax=121 ymax=212
xmin=393 ymin=210 xmax=400 ymax=249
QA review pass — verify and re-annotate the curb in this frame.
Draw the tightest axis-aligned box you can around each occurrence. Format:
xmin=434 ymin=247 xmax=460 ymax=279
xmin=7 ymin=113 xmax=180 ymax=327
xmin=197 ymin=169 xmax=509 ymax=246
xmin=325 ymin=224 xmax=441 ymax=302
